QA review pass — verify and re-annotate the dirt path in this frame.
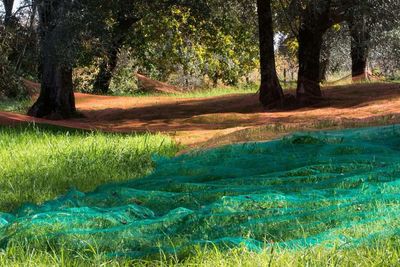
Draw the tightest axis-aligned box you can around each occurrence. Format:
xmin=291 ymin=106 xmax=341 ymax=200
xmin=1 ymin=83 xmax=400 ymax=147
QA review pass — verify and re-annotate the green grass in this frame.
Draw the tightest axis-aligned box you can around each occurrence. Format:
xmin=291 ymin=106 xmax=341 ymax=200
xmin=1 ymin=239 xmax=400 ymax=266
xmin=170 ymin=84 xmax=259 ymax=98
xmin=0 ymin=124 xmax=181 ymax=212
xmin=111 ymin=83 xmax=259 ymax=98
xmin=167 ymin=82 xmax=295 ymax=98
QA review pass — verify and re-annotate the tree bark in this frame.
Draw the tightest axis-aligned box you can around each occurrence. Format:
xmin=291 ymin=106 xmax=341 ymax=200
xmin=348 ymin=18 xmax=370 ymax=81
xmin=297 ymin=27 xmax=324 ymax=102
xmin=93 ymin=46 xmax=119 ymax=94
xmin=256 ymin=0 xmax=283 ymax=107
xmin=93 ymin=15 xmax=139 ymax=94
xmin=28 ymin=65 xmax=76 ymax=119
xmin=2 ymin=0 xmax=14 ymax=26
xmin=296 ymin=1 xmax=336 ymax=104
xmin=28 ymin=0 xmax=76 ymax=119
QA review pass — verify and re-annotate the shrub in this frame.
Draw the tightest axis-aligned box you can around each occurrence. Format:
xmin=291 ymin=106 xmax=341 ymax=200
xmin=0 ymin=28 xmax=25 ymax=99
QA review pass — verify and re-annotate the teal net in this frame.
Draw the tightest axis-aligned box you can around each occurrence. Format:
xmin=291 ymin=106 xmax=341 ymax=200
xmin=1 ymin=125 xmax=400 ymax=257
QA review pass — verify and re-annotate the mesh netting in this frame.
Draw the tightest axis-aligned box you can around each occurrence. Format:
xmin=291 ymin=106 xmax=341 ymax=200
xmin=1 ymin=125 xmax=400 ymax=257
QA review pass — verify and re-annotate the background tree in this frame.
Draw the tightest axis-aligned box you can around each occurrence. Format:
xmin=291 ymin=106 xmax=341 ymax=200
xmin=75 ymin=0 xmax=259 ymax=92
xmin=92 ymin=0 xmax=141 ymax=94
xmin=294 ymin=0 xmax=347 ymax=103
xmin=257 ymin=0 xmax=283 ymax=106
xmin=348 ymin=11 xmax=370 ymax=81
xmin=1 ymin=0 xmax=14 ymax=26
xmin=346 ymin=0 xmax=400 ymax=81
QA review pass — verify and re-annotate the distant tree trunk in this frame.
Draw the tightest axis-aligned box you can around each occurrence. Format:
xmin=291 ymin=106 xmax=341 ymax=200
xmin=256 ymin=0 xmax=283 ymax=107
xmin=297 ymin=27 xmax=324 ymax=102
xmin=296 ymin=2 xmax=335 ymax=104
xmin=93 ymin=15 xmax=139 ymax=94
xmin=28 ymin=0 xmax=76 ymax=119
xmin=348 ymin=17 xmax=370 ymax=81
xmin=93 ymin=46 xmax=120 ymax=94
xmin=2 ymin=0 xmax=14 ymax=26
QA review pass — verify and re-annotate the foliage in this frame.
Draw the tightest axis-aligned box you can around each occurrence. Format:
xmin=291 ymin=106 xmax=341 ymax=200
xmin=322 ymin=23 xmax=351 ymax=77
xmin=0 ymin=28 xmax=25 ymax=99
xmin=0 ymin=98 xmax=32 ymax=113
xmin=72 ymin=63 xmax=99 ymax=93
xmin=117 ymin=3 xmax=259 ymax=88
xmin=109 ymin=49 xmax=139 ymax=94
xmin=370 ymin=27 xmax=400 ymax=78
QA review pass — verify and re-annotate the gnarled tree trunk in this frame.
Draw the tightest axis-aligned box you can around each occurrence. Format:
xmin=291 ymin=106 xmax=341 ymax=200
xmin=28 ymin=62 xmax=76 ymax=119
xmin=297 ymin=27 xmax=324 ymax=102
xmin=296 ymin=2 xmax=337 ymax=104
xmin=93 ymin=15 xmax=139 ymax=94
xmin=256 ymin=0 xmax=283 ymax=107
xmin=348 ymin=17 xmax=370 ymax=81
xmin=28 ymin=0 xmax=76 ymax=119
xmin=93 ymin=45 xmax=120 ymax=94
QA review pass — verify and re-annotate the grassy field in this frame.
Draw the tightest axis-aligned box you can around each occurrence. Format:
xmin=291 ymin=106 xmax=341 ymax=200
xmin=0 ymin=124 xmax=180 ymax=212
xmin=105 ymin=83 xmax=259 ymax=98
xmin=1 ymin=237 xmax=400 ymax=266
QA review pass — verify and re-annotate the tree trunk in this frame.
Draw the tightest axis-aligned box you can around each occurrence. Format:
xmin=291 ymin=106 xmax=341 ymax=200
xmin=28 ymin=65 xmax=76 ymax=119
xmin=349 ymin=18 xmax=370 ymax=81
xmin=28 ymin=0 xmax=76 ymax=119
xmin=296 ymin=0 xmax=337 ymax=104
xmin=93 ymin=15 xmax=139 ymax=94
xmin=319 ymin=57 xmax=329 ymax=83
xmin=93 ymin=46 xmax=119 ymax=94
xmin=2 ymin=0 xmax=14 ymax=26
xmin=256 ymin=0 xmax=283 ymax=107
xmin=296 ymin=27 xmax=324 ymax=102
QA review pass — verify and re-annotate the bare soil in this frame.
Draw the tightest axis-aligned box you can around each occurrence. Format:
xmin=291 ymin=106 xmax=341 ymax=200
xmin=1 ymin=82 xmax=400 ymax=149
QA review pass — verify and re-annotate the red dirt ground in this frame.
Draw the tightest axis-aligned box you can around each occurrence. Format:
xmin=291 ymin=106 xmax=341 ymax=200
xmin=1 ymin=82 xmax=400 ymax=147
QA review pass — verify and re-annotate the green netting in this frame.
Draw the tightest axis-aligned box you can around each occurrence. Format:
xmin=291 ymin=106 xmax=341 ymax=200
xmin=1 ymin=125 xmax=400 ymax=257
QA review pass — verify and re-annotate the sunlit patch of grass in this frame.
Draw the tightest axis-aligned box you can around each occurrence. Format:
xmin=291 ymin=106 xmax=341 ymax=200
xmin=110 ymin=84 xmax=259 ymax=98
xmin=170 ymin=84 xmax=259 ymax=98
xmin=0 ymin=124 xmax=181 ymax=211
xmin=1 ymin=238 xmax=400 ymax=266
